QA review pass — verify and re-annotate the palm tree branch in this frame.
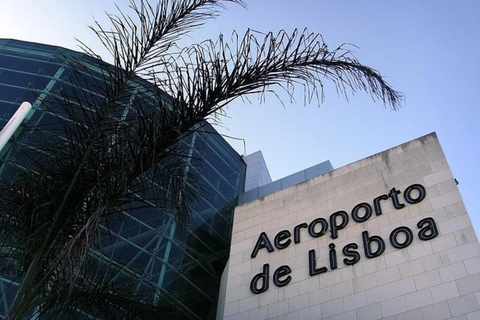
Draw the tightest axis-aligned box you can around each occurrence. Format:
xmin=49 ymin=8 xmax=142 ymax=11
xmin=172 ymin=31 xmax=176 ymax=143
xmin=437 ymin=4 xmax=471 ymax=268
xmin=157 ymin=29 xmax=403 ymax=126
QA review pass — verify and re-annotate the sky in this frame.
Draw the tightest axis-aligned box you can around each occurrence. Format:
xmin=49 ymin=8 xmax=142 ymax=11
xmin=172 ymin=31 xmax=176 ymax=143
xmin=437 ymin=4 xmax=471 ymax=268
xmin=1 ymin=1 xmax=479 ymax=233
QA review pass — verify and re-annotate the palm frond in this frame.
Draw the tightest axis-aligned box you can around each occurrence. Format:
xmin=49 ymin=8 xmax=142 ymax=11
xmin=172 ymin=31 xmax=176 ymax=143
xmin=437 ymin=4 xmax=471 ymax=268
xmin=80 ymin=0 xmax=246 ymax=76
xmin=157 ymin=29 xmax=403 ymax=124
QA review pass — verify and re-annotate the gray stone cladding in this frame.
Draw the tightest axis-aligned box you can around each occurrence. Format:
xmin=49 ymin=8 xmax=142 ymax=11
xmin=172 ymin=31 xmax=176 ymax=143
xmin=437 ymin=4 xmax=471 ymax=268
xmin=221 ymin=132 xmax=480 ymax=320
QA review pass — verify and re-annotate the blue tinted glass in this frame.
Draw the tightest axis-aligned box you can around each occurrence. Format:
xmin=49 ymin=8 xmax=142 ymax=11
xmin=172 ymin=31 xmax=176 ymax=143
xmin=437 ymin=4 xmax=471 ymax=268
xmin=0 ymin=39 xmax=245 ymax=320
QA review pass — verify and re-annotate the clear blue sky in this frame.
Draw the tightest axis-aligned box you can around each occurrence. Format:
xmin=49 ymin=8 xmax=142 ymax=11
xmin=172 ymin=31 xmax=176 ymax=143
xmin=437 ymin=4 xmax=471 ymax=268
xmin=2 ymin=1 xmax=479 ymax=233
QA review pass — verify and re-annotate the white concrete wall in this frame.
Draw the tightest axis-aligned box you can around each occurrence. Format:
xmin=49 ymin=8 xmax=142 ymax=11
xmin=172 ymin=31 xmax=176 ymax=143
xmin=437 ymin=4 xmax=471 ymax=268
xmin=221 ymin=133 xmax=480 ymax=320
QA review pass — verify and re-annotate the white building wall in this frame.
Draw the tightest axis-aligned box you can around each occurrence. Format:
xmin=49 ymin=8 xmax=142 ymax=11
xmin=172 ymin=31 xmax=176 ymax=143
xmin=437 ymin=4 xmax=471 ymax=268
xmin=221 ymin=133 xmax=480 ymax=320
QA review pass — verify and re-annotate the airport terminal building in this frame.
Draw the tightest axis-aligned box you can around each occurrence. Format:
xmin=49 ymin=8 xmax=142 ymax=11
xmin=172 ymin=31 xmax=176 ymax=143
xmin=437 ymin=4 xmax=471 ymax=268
xmin=1 ymin=39 xmax=480 ymax=320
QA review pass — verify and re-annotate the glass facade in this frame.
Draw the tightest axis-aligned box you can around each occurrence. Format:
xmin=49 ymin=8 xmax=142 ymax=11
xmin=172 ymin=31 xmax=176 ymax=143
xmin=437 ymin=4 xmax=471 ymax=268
xmin=0 ymin=39 xmax=245 ymax=319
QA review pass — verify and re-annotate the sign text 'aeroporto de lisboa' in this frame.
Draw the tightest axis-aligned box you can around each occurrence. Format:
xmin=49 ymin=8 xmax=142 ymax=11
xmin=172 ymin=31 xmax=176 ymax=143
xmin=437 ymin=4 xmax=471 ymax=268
xmin=249 ymin=183 xmax=439 ymax=294
xmin=218 ymin=133 xmax=480 ymax=320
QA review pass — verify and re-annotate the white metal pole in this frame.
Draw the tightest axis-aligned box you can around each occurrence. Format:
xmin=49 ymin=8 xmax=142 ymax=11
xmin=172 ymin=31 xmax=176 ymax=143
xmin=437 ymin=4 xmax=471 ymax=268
xmin=0 ymin=101 xmax=32 ymax=153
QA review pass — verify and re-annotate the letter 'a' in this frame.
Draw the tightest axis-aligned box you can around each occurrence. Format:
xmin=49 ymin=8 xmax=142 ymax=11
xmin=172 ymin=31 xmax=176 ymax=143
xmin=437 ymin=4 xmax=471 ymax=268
xmin=251 ymin=232 xmax=274 ymax=258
